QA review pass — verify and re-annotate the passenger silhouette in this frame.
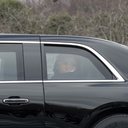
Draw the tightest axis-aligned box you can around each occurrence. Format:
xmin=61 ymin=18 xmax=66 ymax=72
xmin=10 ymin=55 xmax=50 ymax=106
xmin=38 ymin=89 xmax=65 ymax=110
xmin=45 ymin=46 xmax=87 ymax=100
xmin=52 ymin=54 xmax=79 ymax=80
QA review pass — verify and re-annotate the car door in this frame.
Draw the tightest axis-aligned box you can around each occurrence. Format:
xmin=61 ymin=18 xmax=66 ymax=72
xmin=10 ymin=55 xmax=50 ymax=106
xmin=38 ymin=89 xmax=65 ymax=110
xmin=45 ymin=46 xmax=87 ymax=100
xmin=0 ymin=42 xmax=45 ymax=128
xmin=41 ymin=41 xmax=124 ymax=128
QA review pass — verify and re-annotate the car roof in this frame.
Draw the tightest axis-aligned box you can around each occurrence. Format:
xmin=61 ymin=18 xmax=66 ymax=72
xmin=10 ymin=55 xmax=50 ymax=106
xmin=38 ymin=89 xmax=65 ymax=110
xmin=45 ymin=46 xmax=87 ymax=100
xmin=0 ymin=33 xmax=39 ymax=41
xmin=1 ymin=33 xmax=126 ymax=54
xmin=0 ymin=33 xmax=120 ymax=44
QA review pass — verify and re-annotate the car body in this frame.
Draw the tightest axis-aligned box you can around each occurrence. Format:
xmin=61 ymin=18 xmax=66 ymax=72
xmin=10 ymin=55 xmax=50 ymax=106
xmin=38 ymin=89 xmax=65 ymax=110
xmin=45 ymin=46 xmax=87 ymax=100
xmin=0 ymin=34 xmax=128 ymax=128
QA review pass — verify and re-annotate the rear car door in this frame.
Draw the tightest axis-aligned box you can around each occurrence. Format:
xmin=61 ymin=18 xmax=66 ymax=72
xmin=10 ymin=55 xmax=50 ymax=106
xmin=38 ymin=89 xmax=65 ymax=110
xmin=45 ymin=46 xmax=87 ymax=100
xmin=41 ymin=41 xmax=124 ymax=128
xmin=0 ymin=41 xmax=45 ymax=128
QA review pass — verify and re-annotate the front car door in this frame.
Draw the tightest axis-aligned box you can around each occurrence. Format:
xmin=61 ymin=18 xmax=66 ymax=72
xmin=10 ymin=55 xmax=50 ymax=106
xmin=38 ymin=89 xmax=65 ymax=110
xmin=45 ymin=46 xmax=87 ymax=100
xmin=41 ymin=41 xmax=125 ymax=128
xmin=0 ymin=41 xmax=45 ymax=128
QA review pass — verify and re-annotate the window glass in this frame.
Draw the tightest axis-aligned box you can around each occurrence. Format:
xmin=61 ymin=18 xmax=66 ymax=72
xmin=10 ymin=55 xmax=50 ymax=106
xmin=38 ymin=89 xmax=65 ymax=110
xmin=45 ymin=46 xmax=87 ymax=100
xmin=0 ymin=44 xmax=23 ymax=81
xmin=0 ymin=52 xmax=17 ymax=80
xmin=45 ymin=45 xmax=115 ymax=80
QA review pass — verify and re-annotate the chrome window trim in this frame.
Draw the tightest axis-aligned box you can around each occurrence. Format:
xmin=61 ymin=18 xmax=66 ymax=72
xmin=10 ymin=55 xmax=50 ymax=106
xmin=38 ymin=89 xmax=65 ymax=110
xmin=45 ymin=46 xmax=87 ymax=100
xmin=0 ymin=79 xmax=124 ymax=84
xmin=0 ymin=41 xmax=39 ymax=44
xmin=42 ymin=41 xmax=125 ymax=82
xmin=43 ymin=80 xmax=123 ymax=83
xmin=0 ymin=81 xmax=42 ymax=84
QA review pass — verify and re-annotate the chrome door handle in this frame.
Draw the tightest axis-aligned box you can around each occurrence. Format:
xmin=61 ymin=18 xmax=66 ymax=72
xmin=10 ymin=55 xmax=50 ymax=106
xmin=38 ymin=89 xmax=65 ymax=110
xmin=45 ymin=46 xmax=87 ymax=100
xmin=3 ymin=98 xmax=29 ymax=104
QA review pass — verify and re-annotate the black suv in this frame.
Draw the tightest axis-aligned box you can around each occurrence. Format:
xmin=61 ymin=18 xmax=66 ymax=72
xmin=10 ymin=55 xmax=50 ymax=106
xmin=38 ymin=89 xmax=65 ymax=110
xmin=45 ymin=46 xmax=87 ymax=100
xmin=0 ymin=34 xmax=128 ymax=128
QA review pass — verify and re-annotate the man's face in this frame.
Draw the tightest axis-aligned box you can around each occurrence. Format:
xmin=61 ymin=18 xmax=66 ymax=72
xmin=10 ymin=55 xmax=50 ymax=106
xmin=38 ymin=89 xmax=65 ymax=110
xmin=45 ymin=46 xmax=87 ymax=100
xmin=58 ymin=63 xmax=76 ymax=74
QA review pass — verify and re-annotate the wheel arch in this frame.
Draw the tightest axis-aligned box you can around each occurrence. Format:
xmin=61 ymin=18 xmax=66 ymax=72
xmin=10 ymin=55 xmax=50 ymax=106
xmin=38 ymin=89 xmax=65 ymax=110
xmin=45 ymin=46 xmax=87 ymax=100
xmin=81 ymin=102 xmax=128 ymax=128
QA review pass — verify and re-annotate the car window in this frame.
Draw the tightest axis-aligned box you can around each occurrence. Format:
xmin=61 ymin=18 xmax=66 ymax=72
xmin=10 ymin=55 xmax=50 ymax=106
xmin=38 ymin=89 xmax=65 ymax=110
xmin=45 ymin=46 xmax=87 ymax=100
xmin=45 ymin=45 xmax=115 ymax=80
xmin=0 ymin=44 xmax=24 ymax=81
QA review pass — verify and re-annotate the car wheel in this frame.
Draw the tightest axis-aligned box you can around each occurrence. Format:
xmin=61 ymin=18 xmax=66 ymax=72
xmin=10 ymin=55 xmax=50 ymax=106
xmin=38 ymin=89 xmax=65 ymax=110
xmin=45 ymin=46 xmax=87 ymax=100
xmin=92 ymin=114 xmax=128 ymax=128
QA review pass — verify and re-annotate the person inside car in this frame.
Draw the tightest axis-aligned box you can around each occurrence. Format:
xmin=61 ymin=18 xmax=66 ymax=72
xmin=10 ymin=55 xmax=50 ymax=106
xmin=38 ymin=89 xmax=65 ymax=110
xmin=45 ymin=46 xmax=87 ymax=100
xmin=52 ymin=54 xmax=79 ymax=80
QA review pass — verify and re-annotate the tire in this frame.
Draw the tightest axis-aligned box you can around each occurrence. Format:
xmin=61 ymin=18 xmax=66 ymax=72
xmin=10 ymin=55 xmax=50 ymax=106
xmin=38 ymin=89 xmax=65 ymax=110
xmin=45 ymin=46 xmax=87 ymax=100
xmin=93 ymin=114 xmax=128 ymax=128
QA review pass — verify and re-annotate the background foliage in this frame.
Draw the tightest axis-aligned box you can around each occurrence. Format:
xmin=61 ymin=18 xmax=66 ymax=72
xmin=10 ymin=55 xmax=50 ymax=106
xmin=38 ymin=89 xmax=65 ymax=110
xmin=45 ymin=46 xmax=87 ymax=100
xmin=0 ymin=0 xmax=128 ymax=45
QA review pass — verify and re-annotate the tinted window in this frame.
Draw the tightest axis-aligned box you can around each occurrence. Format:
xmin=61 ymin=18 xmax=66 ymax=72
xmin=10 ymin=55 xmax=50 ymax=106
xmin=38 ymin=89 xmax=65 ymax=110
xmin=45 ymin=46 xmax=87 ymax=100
xmin=0 ymin=44 xmax=24 ymax=81
xmin=45 ymin=45 xmax=115 ymax=80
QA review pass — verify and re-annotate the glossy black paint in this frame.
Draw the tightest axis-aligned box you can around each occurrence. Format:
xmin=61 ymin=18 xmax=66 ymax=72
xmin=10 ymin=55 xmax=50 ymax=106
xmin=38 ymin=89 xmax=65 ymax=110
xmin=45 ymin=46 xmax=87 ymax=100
xmin=43 ymin=82 xmax=128 ymax=128
xmin=41 ymin=35 xmax=128 ymax=128
xmin=0 ymin=34 xmax=127 ymax=128
xmin=23 ymin=43 xmax=42 ymax=80
xmin=0 ymin=38 xmax=45 ymax=127
xmin=0 ymin=83 xmax=45 ymax=128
